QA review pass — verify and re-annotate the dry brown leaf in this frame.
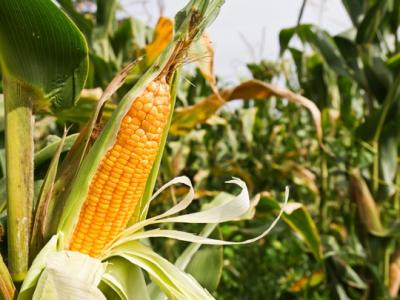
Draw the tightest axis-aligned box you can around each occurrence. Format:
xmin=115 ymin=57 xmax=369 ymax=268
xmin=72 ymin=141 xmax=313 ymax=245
xmin=189 ymin=32 xmax=220 ymax=97
xmin=171 ymin=94 xmax=223 ymax=134
xmin=276 ymin=161 xmax=319 ymax=196
xmin=146 ymin=16 xmax=174 ymax=64
xmin=80 ymin=88 xmax=103 ymax=100
xmin=390 ymin=251 xmax=400 ymax=297
xmin=289 ymin=271 xmax=324 ymax=292
xmin=171 ymin=79 xmax=323 ymax=144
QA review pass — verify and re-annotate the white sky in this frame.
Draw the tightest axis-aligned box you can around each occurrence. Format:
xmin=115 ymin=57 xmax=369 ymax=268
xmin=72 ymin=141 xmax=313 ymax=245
xmin=121 ymin=0 xmax=352 ymax=80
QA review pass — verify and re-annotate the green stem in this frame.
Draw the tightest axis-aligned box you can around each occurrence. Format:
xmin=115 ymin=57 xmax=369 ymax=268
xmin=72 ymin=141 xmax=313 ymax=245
xmin=372 ymin=141 xmax=379 ymax=194
xmin=0 ymin=254 xmax=15 ymax=300
xmin=371 ymin=74 xmax=400 ymax=194
xmin=319 ymin=146 xmax=328 ymax=231
xmin=4 ymin=76 xmax=34 ymax=282
xmin=395 ymin=164 xmax=400 ymax=216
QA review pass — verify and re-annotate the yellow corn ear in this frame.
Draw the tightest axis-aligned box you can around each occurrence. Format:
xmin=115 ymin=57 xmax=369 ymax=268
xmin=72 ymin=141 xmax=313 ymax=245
xmin=69 ymin=77 xmax=170 ymax=257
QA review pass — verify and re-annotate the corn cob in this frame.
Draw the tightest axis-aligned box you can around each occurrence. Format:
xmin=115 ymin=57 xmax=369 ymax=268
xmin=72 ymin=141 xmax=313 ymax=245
xmin=69 ymin=76 xmax=170 ymax=257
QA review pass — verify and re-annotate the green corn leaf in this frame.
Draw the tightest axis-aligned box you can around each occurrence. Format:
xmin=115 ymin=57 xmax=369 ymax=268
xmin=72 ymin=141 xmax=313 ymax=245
xmin=342 ymin=0 xmax=366 ymax=25
xmin=387 ymin=52 xmax=400 ymax=70
xmin=55 ymin=97 xmax=115 ymax=124
xmin=363 ymin=56 xmax=392 ymax=102
xmin=0 ymin=0 xmax=89 ymax=281
xmin=260 ymin=195 xmax=323 ymax=260
xmin=96 ymin=0 xmax=118 ymax=40
xmin=34 ymin=134 xmax=79 ymax=168
xmin=280 ymin=25 xmax=348 ymax=76
xmin=185 ymin=235 xmax=223 ymax=292
xmin=333 ymin=36 xmax=366 ymax=87
xmin=281 ymin=204 xmax=323 ymax=260
xmin=56 ymin=0 xmax=93 ymax=39
xmin=356 ymin=0 xmax=390 ymax=44
xmin=0 ymin=0 xmax=89 ymax=112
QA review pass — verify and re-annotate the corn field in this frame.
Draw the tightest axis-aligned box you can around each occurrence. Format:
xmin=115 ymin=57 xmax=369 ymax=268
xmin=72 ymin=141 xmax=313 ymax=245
xmin=0 ymin=0 xmax=399 ymax=299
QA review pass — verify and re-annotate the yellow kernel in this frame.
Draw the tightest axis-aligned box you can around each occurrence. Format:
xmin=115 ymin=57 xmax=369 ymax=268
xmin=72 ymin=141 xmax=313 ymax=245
xmin=146 ymin=114 xmax=155 ymax=122
xmin=135 ymin=129 xmax=145 ymax=137
xmin=137 ymin=111 xmax=146 ymax=120
xmin=143 ymin=103 xmax=153 ymax=113
xmin=133 ymin=100 xmax=143 ymax=110
xmin=150 ymin=107 xmax=159 ymax=116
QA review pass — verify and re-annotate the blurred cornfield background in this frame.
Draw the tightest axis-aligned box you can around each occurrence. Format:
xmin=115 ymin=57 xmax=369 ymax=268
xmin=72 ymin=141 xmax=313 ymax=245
xmin=1 ymin=0 xmax=400 ymax=299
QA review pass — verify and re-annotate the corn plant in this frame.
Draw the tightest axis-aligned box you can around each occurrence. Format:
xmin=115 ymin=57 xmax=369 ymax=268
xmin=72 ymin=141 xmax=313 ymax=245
xmin=0 ymin=0 xmax=290 ymax=299
xmin=277 ymin=1 xmax=400 ymax=298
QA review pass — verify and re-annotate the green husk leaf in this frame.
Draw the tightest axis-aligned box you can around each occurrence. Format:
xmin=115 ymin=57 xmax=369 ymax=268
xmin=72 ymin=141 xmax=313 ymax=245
xmin=47 ymin=62 xmax=136 ymax=241
xmin=104 ymin=241 xmax=214 ymax=300
xmin=20 ymin=235 xmax=107 ymax=300
xmin=57 ymin=58 xmax=168 ymax=245
xmin=101 ymin=177 xmax=284 ymax=300
xmin=18 ymin=235 xmax=61 ymax=300
xmin=103 ymin=177 xmax=287 ymax=252
xmin=101 ymin=257 xmax=150 ymax=300
xmin=31 ymin=130 xmax=68 ymax=260
xmin=148 ymin=194 xmax=231 ymax=300
xmin=31 ymin=251 xmax=105 ymax=300
xmin=57 ymin=0 xmax=225 ymax=247
xmin=149 ymin=194 xmax=232 ymax=300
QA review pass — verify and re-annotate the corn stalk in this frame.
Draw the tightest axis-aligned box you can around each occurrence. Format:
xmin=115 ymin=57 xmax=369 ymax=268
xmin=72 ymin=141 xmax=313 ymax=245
xmin=3 ymin=76 xmax=34 ymax=282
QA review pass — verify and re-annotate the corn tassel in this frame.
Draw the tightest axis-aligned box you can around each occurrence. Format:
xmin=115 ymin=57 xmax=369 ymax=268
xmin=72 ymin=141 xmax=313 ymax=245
xmin=69 ymin=76 xmax=170 ymax=257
